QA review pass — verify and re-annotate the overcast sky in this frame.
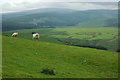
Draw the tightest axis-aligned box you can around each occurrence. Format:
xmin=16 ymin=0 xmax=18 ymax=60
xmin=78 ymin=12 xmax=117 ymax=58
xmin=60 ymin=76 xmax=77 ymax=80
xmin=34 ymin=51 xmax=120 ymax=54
xmin=0 ymin=0 xmax=119 ymax=13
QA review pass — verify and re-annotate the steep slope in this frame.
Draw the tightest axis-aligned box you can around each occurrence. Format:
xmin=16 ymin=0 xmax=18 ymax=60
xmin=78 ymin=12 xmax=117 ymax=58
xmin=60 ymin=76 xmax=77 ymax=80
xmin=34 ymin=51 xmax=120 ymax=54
xmin=2 ymin=36 xmax=118 ymax=78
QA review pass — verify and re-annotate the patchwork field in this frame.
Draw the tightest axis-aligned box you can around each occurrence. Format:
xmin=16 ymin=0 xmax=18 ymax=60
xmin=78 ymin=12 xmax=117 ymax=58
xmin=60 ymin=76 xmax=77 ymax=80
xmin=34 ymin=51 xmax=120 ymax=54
xmin=3 ymin=27 xmax=118 ymax=51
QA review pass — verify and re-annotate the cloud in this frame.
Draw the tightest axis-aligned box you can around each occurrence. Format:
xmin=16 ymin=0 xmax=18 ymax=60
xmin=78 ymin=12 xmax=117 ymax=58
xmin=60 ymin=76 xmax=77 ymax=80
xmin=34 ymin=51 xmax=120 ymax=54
xmin=61 ymin=2 xmax=118 ymax=10
xmin=1 ymin=0 xmax=118 ymax=13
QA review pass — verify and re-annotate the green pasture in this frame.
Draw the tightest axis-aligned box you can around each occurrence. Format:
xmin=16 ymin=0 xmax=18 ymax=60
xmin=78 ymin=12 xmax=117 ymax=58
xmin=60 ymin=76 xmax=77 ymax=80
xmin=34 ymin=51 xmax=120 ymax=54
xmin=2 ymin=36 xmax=118 ymax=78
xmin=52 ymin=27 xmax=118 ymax=40
xmin=2 ymin=27 xmax=118 ymax=51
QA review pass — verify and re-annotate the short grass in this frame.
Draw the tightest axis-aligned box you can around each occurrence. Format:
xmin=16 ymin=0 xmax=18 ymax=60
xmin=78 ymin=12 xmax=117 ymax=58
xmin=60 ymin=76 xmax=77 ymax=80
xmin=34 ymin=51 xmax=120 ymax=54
xmin=3 ymin=36 xmax=118 ymax=78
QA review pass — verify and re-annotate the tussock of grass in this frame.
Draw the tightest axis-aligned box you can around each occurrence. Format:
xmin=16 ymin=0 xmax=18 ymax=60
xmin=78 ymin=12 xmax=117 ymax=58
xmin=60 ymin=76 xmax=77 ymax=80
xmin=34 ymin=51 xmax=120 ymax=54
xmin=3 ymin=36 xmax=118 ymax=78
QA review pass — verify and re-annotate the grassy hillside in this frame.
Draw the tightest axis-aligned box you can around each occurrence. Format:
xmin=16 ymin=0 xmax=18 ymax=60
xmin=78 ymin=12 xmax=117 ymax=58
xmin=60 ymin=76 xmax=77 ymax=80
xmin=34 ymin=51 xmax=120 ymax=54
xmin=76 ymin=18 xmax=107 ymax=27
xmin=76 ymin=18 xmax=118 ymax=27
xmin=3 ymin=36 xmax=118 ymax=78
xmin=3 ymin=27 xmax=118 ymax=51
xmin=0 ymin=35 xmax=2 ymax=79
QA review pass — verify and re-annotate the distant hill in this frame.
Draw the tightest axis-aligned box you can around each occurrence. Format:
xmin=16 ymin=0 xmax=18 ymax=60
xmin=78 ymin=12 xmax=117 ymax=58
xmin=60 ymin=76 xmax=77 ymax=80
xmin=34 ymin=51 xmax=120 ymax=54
xmin=76 ymin=18 xmax=118 ymax=27
xmin=3 ymin=36 xmax=118 ymax=78
xmin=2 ymin=8 xmax=118 ymax=31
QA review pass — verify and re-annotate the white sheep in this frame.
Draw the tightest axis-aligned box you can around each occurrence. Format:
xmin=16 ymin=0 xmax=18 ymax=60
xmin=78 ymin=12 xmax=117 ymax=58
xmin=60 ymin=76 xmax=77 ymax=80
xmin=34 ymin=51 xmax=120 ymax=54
xmin=32 ymin=33 xmax=40 ymax=39
xmin=11 ymin=32 xmax=18 ymax=38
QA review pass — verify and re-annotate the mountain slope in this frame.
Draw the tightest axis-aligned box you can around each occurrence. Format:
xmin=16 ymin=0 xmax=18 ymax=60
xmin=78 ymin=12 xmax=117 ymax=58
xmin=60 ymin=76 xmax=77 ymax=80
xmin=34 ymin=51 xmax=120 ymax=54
xmin=3 ymin=36 xmax=118 ymax=78
xmin=76 ymin=18 xmax=118 ymax=27
xmin=2 ymin=9 xmax=118 ymax=31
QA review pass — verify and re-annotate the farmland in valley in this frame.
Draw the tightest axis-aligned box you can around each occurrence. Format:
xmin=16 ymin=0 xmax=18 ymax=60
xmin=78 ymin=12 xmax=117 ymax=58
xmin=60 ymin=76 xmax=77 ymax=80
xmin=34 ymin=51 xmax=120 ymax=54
xmin=3 ymin=27 xmax=118 ymax=51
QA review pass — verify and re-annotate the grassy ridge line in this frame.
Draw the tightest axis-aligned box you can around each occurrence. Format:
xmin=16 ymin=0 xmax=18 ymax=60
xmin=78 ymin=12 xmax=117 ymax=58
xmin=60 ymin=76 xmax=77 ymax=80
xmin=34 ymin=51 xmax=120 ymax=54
xmin=3 ymin=36 xmax=118 ymax=78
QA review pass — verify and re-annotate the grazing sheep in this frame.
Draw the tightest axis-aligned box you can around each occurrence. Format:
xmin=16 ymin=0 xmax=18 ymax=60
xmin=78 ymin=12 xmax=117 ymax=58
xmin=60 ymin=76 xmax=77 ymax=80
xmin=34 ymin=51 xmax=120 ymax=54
xmin=32 ymin=33 xmax=40 ymax=39
xmin=32 ymin=32 xmax=36 ymax=34
xmin=11 ymin=32 xmax=18 ymax=38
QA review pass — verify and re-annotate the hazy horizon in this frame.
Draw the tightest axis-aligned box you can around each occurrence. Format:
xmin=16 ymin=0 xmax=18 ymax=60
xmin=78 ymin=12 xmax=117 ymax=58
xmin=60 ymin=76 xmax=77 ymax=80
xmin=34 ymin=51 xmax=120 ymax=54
xmin=0 ymin=1 xmax=118 ymax=13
